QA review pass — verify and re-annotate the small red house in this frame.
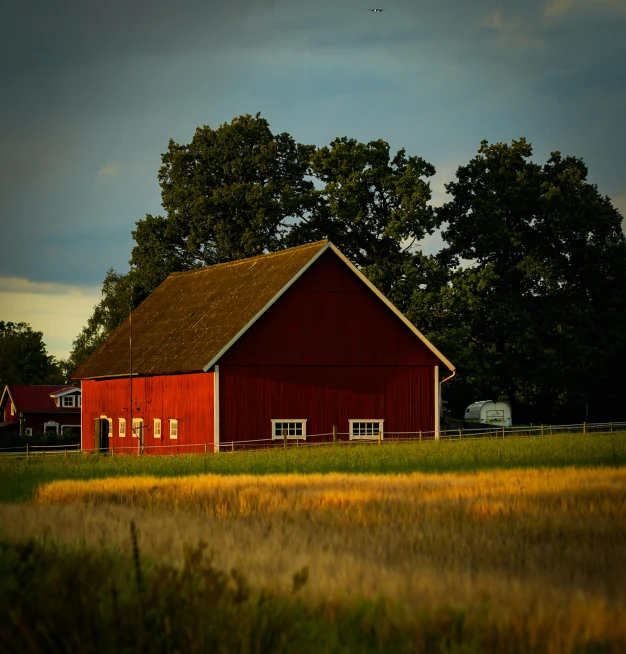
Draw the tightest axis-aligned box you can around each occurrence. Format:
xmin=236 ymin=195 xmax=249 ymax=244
xmin=0 ymin=385 xmax=82 ymax=438
xmin=74 ymin=241 xmax=455 ymax=454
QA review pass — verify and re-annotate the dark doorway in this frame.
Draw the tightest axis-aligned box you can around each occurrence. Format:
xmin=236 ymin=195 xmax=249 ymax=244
xmin=100 ymin=419 xmax=110 ymax=453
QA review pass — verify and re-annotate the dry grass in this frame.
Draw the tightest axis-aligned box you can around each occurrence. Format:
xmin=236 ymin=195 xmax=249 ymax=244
xmin=1 ymin=467 xmax=625 ymax=650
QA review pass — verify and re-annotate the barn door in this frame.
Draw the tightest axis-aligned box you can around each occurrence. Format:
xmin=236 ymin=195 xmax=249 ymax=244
xmin=94 ymin=418 xmax=101 ymax=453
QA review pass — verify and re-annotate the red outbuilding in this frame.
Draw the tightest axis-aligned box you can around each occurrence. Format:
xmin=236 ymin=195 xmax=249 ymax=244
xmin=0 ymin=385 xmax=81 ymax=438
xmin=73 ymin=241 xmax=455 ymax=454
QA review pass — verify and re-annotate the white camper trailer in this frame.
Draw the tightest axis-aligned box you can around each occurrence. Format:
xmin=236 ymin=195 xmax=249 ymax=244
xmin=464 ymin=400 xmax=512 ymax=427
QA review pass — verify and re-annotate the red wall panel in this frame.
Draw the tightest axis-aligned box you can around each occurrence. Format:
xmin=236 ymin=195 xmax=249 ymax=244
xmin=218 ymin=250 xmax=440 ymax=444
xmin=219 ymin=364 xmax=434 ymax=445
xmin=82 ymin=372 xmax=214 ymax=454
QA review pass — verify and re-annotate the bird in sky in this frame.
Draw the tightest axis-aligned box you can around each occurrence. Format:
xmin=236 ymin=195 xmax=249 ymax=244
xmin=369 ymin=8 xmax=385 ymax=12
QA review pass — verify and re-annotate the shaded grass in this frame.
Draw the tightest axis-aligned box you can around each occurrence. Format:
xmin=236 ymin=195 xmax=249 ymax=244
xmin=0 ymin=535 xmax=623 ymax=654
xmin=1 ymin=431 xmax=625 ymax=502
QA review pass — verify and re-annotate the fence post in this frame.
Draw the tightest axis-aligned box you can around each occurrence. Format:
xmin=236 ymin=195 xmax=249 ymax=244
xmin=419 ymin=430 xmax=422 ymax=442
xmin=284 ymin=428 xmax=287 ymax=449
xmin=111 ymin=447 xmax=114 ymax=457
xmin=231 ymin=440 xmax=234 ymax=453
xmin=502 ymin=426 xmax=505 ymax=439
xmin=333 ymin=425 xmax=337 ymax=445
xmin=550 ymin=425 xmax=553 ymax=435
xmin=610 ymin=423 xmax=613 ymax=433
xmin=541 ymin=424 xmax=544 ymax=437
xmin=377 ymin=430 xmax=381 ymax=445
xmin=583 ymin=422 xmax=587 ymax=435
xmin=458 ymin=428 xmax=462 ymax=440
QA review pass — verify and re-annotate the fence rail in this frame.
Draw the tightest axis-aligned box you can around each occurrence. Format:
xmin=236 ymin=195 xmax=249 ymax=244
xmin=0 ymin=421 xmax=624 ymax=459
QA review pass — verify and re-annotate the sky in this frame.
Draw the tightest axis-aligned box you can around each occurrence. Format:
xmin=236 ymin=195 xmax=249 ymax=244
xmin=1 ymin=0 xmax=625 ymax=359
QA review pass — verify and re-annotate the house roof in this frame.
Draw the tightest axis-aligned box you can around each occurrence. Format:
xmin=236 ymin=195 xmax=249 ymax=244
xmin=73 ymin=240 xmax=454 ymax=380
xmin=0 ymin=385 xmax=80 ymax=414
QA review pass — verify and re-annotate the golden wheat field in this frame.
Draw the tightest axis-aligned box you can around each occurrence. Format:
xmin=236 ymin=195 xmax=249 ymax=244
xmin=1 ymin=467 xmax=624 ymax=646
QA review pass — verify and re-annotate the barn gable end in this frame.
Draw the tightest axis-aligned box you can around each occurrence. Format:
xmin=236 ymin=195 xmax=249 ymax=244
xmin=216 ymin=248 xmax=447 ymax=444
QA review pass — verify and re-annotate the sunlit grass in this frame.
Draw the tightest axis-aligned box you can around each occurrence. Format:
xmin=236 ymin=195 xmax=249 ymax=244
xmin=1 ymin=431 xmax=624 ymax=502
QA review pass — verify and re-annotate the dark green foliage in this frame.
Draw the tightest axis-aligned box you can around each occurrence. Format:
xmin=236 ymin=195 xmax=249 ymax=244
xmin=298 ymin=137 xmax=438 ymax=296
xmin=0 ymin=433 xmax=624 ymax=503
xmin=420 ymin=139 xmax=626 ymax=422
xmin=0 ymin=321 xmax=64 ymax=387
xmin=63 ymin=268 xmax=143 ymax=377
xmin=133 ymin=112 xmax=318 ymax=288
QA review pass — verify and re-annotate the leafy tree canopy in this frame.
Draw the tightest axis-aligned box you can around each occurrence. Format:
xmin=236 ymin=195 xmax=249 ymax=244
xmin=429 ymin=138 xmax=626 ymax=422
xmin=0 ymin=321 xmax=64 ymax=387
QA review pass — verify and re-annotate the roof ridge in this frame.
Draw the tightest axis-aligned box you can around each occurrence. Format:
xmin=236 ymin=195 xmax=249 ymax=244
xmin=169 ymin=240 xmax=329 ymax=278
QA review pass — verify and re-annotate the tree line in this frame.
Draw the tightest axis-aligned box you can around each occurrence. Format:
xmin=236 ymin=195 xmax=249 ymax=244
xmin=62 ymin=113 xmax=626 ymax=423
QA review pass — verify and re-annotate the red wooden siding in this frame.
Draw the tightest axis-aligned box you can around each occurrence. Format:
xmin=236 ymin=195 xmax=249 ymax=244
xmin=219 ymin=250 xmax=438 ymax=444
xmin=220 ymin=365 xmax=434 ymax=444
xmin=82 ymin=372 xmax=214 ymax=454
xmin=221 ymin=250 xmax=437 ymax=368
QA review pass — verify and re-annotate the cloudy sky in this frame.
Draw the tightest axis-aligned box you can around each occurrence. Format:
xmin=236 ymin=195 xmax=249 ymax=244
xmin=1 ymin=0 xmax=624 ymax=359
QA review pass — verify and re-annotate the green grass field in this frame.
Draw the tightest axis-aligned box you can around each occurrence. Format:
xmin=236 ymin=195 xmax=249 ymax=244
xmin=2 ymin=432 xmax=625 ymax=653
xmin=0 ymin=431 xmax=624 ymax=502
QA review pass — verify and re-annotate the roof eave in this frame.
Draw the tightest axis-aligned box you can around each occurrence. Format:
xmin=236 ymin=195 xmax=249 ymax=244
xmin=0 ymin=386 xmax=12 ymax=411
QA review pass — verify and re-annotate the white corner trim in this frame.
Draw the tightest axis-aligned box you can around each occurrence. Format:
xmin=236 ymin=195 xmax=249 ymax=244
xmin=434 ymin=365 xmax=440 ymax=441
xmin=202 ymin=243 xmax=332 ymax=371
xmin=214 ymin=365 xmax=220 ymax=452
xmin=329 ymin=245 xmax=455 ymax=372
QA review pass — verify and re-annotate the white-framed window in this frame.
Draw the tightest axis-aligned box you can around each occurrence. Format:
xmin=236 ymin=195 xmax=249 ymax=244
xmin=119 ymin=418 xmax=126 ymax=437
xmin=43 ymin=421 xmax=59 ymax=435
xmin=24 ymin=427 xmax=32 ymax=436
xmin=77 ymin=395 xmax=81 ymax=408
xmin=169 ymin=419 xmax=178 ymax=440
xmin=349 ymin=420 xmax=384 ymax=440
xmin=62 ymin=395 xmax=75 ymax=408
xmin=154 ymin=418 xmax=161 ymax=439
xmin=132 ymin=418 xmax=143 ymax=438
xmin=271 ymin=419 xmax=307 ymax=440
xmin=10 ymin=402 xmax=15 ymax=416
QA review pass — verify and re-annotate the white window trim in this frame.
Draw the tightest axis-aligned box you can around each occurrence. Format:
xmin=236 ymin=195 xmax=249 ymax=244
xmin=169 ymin=418 xmax=178 ymax=440
xmin=62 ymin=395 xmax=75 ymax=408
xmin=131 ymin=418 xmax=143 ymax=439
xmin=271 ymin=419 xmax=307 ymax=440
xmin=60 ymin=424 xmax=81 ymax=435
xmin=43 ymin=421 xmax=60 ymax=434
xmin=119 ymin=418 xmax=126 ymax=437
xmin=24 ymin=427 xmax=32 ymax=436
xmin=349 ymin=419 xmax=385 ymax=440
xmin=10 ymin=402 xmax=15 ymax=416
xmin=153 ymin=418 xmax=162 ymax=439
xmin=77 ymin=395 xmax=81 ymax=408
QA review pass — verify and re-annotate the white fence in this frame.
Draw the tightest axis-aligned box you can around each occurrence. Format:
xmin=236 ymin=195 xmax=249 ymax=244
xmin=0 ymin=421 xmax=624 ymax=458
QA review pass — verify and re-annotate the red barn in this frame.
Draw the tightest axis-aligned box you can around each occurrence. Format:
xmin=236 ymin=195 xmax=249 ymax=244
xmin=74 ymin=241 xmax=455 ymax=454
xmin=0 ymin=385 xmax=81 ymax=438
